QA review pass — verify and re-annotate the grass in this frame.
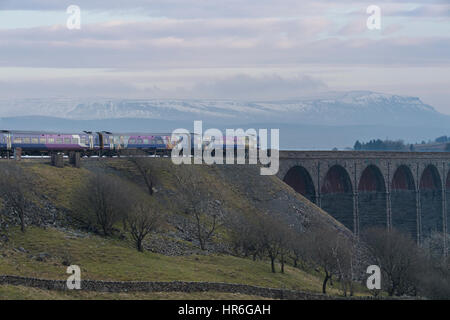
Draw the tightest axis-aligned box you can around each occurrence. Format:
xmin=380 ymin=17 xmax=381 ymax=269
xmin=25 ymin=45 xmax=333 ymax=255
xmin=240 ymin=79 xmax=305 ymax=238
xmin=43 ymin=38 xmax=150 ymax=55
xmin=26 ymin=163 xmax=90 ymax=209
xmin=0 ymin=226 xmax=350 ymax=296
xmin=0 ymin=285 xmax=270 ymax=300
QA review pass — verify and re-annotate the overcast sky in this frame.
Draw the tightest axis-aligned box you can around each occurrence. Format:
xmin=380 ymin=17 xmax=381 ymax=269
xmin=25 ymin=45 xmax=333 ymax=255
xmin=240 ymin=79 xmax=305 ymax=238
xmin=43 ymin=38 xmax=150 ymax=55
xmin=0 ymin=0 xmax=449 ymax=113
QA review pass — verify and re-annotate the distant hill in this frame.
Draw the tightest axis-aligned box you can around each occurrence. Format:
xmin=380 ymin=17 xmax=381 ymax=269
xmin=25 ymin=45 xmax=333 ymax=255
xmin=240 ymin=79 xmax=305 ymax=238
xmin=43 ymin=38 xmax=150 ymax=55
xmin=413 ymin=143 xmax=446 ymax=152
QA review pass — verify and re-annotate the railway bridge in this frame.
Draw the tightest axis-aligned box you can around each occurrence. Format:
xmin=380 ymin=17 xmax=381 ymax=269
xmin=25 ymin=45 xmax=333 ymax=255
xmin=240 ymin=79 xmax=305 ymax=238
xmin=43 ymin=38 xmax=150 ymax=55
xmin=278 ymin=151 xmax=450 ymax=245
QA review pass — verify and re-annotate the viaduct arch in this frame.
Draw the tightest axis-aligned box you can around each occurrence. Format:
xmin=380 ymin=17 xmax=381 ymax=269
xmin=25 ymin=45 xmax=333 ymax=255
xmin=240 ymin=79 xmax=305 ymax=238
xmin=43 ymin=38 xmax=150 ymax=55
xmin=420 ymin=165 xmax=443 ymax=242
xmin=283 ymin=166 xmax=315 ymax=203
xmin=320 ymin=165 xmax=354 ymax=232
xmin=358 ymin=165 xmax=387 ymax=233
xmin=278 ymin=151 xmax=449 ymax=250
xmin=391 ymin=165 xmax=416 ymax=239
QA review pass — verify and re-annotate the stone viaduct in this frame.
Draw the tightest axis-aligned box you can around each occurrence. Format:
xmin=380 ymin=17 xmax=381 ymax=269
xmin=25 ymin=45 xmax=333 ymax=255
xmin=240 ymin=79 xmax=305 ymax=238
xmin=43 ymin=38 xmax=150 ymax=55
xmin=278 ymin=151 xmax=449 ymax=247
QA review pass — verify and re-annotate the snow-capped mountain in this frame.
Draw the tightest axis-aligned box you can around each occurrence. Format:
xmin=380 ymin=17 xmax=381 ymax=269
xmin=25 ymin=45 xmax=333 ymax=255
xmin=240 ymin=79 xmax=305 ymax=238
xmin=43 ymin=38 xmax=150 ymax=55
xmin=0 ymin=91 xmax=445 ymax=127
xmin=62 ymin=91 xmax=443 ymax=127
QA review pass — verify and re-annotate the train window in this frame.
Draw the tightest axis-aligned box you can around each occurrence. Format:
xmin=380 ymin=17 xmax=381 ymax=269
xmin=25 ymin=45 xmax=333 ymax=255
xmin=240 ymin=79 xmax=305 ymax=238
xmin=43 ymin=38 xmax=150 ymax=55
xmin=143 ymin=139 xmax=149 ymax=144
xmin=129 ymin=138 xmax=136 ymax=144
xmin=137 ymin=138 xmax=143 ymax=144
xmin=13 ymin=137 xmax=22 ymax=143
xmin=23 ymin=137 xmax=30 ymax=144
xmin=72 ymin=138 xmax=79 ymax=144
xmin=56 ymin=138 xmax=63 ymax=144
xmin=64 ymin=138 xmax=71 ymax=144
xmin=31 ymin=138 xmax=38 ymax=144
xmin=80 ymin=137 xmax=86 ymax=144
xmin=39 ymin=137 xmax=46 ymax=144
xmin=48 ymin=138 xmax=55 ymax=144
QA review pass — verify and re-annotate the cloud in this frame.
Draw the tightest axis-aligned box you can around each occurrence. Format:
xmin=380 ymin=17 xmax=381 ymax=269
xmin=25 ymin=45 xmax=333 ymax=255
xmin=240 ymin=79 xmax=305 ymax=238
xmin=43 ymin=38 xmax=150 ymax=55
xmin=2 ymin=0 xmax=447 ymax=13
xmin=381 ymin=24 xmax=403 ymax=36
xmin=390 ymin=5 xmax=450 ymax=18
xmin=0 ymin=72 xmax=328 ymax=100
xmin=0 ymin=72 xmax=328 ymax=101
xmin=338 ymin=19 xmax=368 ymax=36
xmin=0 ymin=1 xmax=447 ymax=69
xmin=0 ymin=1 xmax=330 ymax=18
xmin=3 ymin=0 xmax=445 ymax=24
xmin=0 ymin=18 xmax=448 ymax=69
xmin=0 ymin=0 xmax=448 ymax=108
xmin=190 ymin=74 xmax=328 ymax=99
xmin=0 ymin=77 xmax=159 ymax=99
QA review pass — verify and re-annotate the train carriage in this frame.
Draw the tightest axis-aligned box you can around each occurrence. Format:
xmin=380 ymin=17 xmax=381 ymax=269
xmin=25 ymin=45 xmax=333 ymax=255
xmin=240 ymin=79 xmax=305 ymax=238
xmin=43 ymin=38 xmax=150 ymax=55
xmin=0 ymin=130 xmax=95 ymax=157
xmin=96 ymin=131 xmax=184 ymax=156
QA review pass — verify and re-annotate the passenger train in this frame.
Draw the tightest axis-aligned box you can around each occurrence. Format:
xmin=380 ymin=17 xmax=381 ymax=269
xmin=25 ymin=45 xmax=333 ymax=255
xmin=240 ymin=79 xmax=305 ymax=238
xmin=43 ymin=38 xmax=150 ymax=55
xmin=0 ymin=130 xmax=258 ymax=157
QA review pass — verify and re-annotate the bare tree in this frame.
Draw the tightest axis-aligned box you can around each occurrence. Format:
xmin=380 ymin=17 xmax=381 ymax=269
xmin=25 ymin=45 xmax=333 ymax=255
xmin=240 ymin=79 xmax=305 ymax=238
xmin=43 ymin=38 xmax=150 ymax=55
xmin=361 ymin=228 xmax=450 ymax=299
xmin=362 ymin=227 xmax=421 ymax=296
xmin=193 ymin=208 xmax=219 ymax=251
xmin=335 ymin=237 xmax=358 ymax=297
xmin=127 ymin=200 xmax=163 ymax=252
xmin=225 ymin=211 xmax=253 ymax=256
xmin=417 ymin=255 xmax=450 ymax=299
xmin=278 ymin=231 xmax=291 ymax=274
xmin=226 ymin=210 xmax=299 ymax=273
xmin=174 ymin=165 xmax=222 ymax=250
xmin=263 ymin=215 xmax=292 ymax=274
xmin=225 ymin=210 xmax=265 ymax=260
xmin=257 ymin=215 xmax=282 ymax=273
xmin=305 ymin=224 xmax=351 ymax=294
xmin=72 ymin=172 xmax=131 ymax=236
xmin=422 ymin=231 xmax=449 ymax=260
xmin=0 ymin=163 xmax=34 ymax=232
xmin=127 ymin=152 xmax=158 ymax=196
xmin=288 ymin=231 xmax=310 ymax=270
xmin=228 ymin=210 xmax=293 ymax=273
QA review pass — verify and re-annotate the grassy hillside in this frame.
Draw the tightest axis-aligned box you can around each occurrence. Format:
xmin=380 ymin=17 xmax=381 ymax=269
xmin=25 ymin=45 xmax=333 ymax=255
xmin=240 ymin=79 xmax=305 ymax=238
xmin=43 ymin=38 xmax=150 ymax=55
xmin=0 ymin=285 xmax=269 ymax=300
xmin=0 ymin=158 xmax=362 ymax=299
xmin=0 ymin=226 xmax=347 ymax=295
xmin=15 ymin=158 xmax=348 ymax=254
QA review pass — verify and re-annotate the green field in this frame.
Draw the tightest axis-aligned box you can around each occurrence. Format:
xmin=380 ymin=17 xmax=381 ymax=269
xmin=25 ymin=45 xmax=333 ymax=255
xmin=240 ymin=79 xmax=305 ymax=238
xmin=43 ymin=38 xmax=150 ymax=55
xmin=0 ymin=227 xmax=346 ymax=293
